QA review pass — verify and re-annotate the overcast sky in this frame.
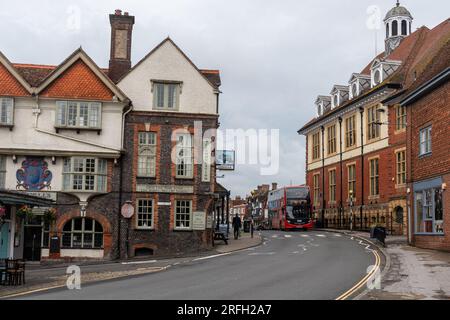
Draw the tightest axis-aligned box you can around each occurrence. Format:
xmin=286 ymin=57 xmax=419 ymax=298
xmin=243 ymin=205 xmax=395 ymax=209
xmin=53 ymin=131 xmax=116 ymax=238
xmin=1 ymin=0 xmax=449 ymax=197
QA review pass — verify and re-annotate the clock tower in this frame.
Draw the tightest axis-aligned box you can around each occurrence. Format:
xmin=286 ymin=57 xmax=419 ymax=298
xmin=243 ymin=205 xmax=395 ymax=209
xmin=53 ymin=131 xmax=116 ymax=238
xmin=384 ymin=1 xmax=413 ymax=56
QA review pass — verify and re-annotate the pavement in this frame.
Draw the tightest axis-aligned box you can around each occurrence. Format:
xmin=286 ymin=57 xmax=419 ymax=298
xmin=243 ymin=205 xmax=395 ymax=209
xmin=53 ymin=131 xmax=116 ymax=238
xmin=320 ymin=228 xmax=450 ymax=300
xmin=0 ymin=232 xmax=262 ymax=299
xmin=6 ymin=230 xmax=377 ymax=300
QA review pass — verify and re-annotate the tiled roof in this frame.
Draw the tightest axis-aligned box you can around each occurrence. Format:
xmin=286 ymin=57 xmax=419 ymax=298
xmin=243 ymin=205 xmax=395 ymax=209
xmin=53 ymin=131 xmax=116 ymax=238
xmin=200 ymin=69 xmax=222 ymax=88
xmin=13 ymin=63 xmax=56 ymax=87
xmin=0 ymin=62 xmax=30 ymax=96
xmin=39 ymin=59 xmax=115 ymax=101
xmin=299 ymin=18 xmax=450 ymax=133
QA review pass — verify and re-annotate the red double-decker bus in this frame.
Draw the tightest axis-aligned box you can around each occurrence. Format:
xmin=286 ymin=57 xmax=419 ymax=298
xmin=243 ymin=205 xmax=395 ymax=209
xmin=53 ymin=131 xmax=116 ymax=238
xmin=268 ymin=185 xmax=314 ymax=230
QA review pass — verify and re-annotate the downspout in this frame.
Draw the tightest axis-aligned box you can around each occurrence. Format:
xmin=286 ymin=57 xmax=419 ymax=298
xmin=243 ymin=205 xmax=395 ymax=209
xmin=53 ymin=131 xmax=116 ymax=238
xmin=338 ymin=117 xmax=343 ymax=229
xmin=118 ymin=102 xmax=133 ymax=260
xmin=321 ymin=125 xmax=325 ymax=228
xmin=359 ymin=107 xmax=365 ymax=230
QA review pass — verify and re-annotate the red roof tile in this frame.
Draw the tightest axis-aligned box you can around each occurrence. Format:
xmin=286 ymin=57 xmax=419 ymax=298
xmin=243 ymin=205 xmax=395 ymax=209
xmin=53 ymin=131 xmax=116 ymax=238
xmin=0 ymin=62 xmax=29 ymax=96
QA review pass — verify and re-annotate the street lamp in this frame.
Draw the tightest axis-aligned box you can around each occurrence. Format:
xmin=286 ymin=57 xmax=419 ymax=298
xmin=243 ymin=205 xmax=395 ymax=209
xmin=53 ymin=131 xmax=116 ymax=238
xmin=349 ymin=190 xmax=354 ymax=232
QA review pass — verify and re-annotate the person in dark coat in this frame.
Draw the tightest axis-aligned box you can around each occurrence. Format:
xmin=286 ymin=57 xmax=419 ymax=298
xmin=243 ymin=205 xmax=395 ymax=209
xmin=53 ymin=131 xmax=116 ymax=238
xmin=232 ymin=214 xmax=242 ymax=240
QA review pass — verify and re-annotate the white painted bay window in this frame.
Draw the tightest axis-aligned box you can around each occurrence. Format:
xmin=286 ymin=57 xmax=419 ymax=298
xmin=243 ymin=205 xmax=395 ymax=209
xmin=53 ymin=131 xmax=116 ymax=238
xmin=138 ymin=132 xmax=157 ymax=177
xmin=0 ymin=98 xmax=13 ymax=126
xmin=63 ymin=157 xmax=107 ymax=192
xmin=56 ymin=101 xmax=102 ymax=129
xmin=176 ymin=133 xmax=193 ymax=178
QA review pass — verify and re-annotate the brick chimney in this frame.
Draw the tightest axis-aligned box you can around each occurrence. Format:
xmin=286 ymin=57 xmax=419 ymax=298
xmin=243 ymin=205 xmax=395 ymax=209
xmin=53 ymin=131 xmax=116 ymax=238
xmin=108 ymin=9 xmax=135 ymax=83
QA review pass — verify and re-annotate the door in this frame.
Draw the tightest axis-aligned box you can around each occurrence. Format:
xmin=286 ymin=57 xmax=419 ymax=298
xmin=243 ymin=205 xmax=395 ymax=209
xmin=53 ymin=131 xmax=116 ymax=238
xmin=23 ymin=226 xmax=42 ymax=261
xmin=0 ymin=223 xmax=10 ymax=259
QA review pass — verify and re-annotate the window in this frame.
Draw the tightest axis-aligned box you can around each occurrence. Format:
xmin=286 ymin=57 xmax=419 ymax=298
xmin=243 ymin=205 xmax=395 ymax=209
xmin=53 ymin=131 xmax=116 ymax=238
xmin=0 ymin=98 xmax=13 ymax=125
xmin=0 ymin=155 xmax=5 ymax=189
xmin=367 ymin=106 xmax=381 ymax=140
xmin=138 ymin=132 xmax=156 ymax=177
xmin=396 ymin=150 xmax=406 ymax=185
xmin=175 ymin=133 xmax=193 ymax=178
xmin=202 ymin=138 xmax=212 ymax=182
xmin=386 ymin=23 xmax=390 ymax=38
xmin=175 ymin=200 xmax=192 ymax=230
xmin=62 ymin=158 xmax=107 ymax=192
xmin=313 ymin=174 xmax=320 ymax=206
xmin=373 ymin=70 xmax=381 ymax=85
xmin=345 ymin=115 xmax=356 ymax=148
xmin=327 ymin=125 xmax=336 ymax=155
xmin=392 ymin=20 xmax=398 ymax=36
xmin=395 ymin=105 xmax=407 ymax=131
xmin=312 ymin=132 xmax=320 ymax=160
xmin=329 ymin=169 xmax=336 ymax=203
xmin=348 ymin=164 xmax=356 ymax=200
xmin=56 ymin=101 xmax=101 ymax=128
xmin=42 ymin=221 xmax=51 ymax=248
xmin=369 ymin=158 xmax=379 ymax=196
xmin=419 ymin=126 xmax=432 ymax=156
xmin=153 ymin=82 xmax=180 ymax=110
xmin=415 ymin=188 xmax=444 ymax=234
xmin=333 ymin=94 xmax=339 ymax=107
xmin=136 ymin=199 xmax=154 ymax=229
xmin=62 ymin=218 xmax=103 ymax=248
xmin=352 ymin=83 xmax=358 ymax=97
xmin=401 ymin=20 xmax=407 ymax=35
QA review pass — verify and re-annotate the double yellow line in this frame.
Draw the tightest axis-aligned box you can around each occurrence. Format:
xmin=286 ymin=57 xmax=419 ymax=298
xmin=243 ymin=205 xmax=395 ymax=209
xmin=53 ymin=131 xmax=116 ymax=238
xmin=335 ymin=247 xmax=381 ymax=300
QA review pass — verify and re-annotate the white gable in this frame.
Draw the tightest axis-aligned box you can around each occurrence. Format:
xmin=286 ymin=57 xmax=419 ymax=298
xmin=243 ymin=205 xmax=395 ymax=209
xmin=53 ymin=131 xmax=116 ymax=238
xmin=118 ymin=39 xmax=218 ymax=114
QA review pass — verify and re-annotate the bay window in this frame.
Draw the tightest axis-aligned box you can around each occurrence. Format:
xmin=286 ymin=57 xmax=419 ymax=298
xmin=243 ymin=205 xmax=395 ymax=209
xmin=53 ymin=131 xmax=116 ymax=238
xmin=63 ymin=157 xmax=107 ymax=192
xmin=56 ymin=101 xmax=101 ymax=129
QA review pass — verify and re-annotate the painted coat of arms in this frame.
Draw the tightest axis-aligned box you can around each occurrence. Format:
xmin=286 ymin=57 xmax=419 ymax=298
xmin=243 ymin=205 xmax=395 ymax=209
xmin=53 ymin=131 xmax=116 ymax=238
xmin=16 ymin=158 xmax=53 ymax=191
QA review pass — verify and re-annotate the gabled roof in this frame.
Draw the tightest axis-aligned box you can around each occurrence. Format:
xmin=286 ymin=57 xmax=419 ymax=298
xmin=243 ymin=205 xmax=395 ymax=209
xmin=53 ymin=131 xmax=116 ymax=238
xmin=0 ymin=51 xmax=33 ymax=95
xmin=330 ymin=85 xmax=349 ymax=94
xmin=348 ymin=73 xmax=371 ymax=83
xmin=117 ymin=37 xmax=221 ymax=90
xmin=35 ymin=48 xmax=128 ymax=102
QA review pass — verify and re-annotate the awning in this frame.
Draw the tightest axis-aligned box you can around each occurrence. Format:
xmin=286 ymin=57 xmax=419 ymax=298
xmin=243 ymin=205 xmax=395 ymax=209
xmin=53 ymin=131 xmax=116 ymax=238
xmin=0 ymin=191 xmax=56 ymax=207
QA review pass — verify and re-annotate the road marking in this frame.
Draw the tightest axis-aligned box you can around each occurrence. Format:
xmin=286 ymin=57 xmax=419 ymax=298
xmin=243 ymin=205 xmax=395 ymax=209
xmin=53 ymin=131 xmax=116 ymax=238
xmin=271 ymin=235 xmax=278 ymax=238
xmin=192 ymin=252 xmax=233 ymax=261
xmin=335 ymin=244 xmax=381 ymax=300
xmin=300 ymin=235 xmax=309 ymax=238
xmin=248 ymin=252 xmax=275 ymax=256
xmin=284 ymin=235 xmax=292 ymax=238
xmin=334 ymin=234 xmax=342 ymax=237
xmin=121 ymin=260 xmax=157 ymax=265
xmin=315 ymin=234 xmax=326 ymax=237
xmin=291 ymin=251 xmax=300 ymax=254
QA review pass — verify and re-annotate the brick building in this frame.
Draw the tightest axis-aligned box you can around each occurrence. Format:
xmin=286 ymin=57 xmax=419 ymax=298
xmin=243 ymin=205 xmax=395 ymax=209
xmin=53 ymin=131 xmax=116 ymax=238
xmin=111 ymin=11 xmax=222 ymax=258
xmin=387 ymin=40 xmax=449 ymax=250
xmin=298 ymin=3 xmax=449 ymax=235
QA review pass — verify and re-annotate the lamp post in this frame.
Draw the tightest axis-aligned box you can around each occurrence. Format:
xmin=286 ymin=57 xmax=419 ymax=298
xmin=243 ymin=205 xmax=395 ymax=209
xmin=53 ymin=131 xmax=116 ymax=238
xmin=349 ymin=190 xmax=354 ymax=232
xmin=121 ymin=201 xmax=135 ymax=260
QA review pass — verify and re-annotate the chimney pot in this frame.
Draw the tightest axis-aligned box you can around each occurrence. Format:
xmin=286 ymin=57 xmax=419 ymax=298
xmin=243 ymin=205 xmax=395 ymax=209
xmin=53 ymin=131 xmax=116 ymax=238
xmin=124 ymin=12 xmax=129 ymax=16
xmin=115 ymin=9 xmax=122 ymax=15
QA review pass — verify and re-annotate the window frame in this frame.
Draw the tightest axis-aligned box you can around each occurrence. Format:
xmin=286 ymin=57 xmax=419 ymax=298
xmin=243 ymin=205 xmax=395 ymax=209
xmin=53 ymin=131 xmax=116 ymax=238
xmin=62 ymin=157 xmax=107 ymax=193
xmin=137 ymin=132 xmax=157 ymax=177
xmin=328 ymin=169 xmax=336 ymax=203
xmin=345 ymin=115 xmax=356 ymax=149
xmin=313 ymin=173 xmax=320 ymax=206
xmin=312 ymin=132 xmax=321 ymax=160
xmin=415 ymin=187 xmax=444 ymax=235
xmin=396 ymin=150 xmax=406 ymax=186
xmin=395 ymin=105 xmax=407 ymax=131
xmin=367 ymin=105 xmax=381 ymax=141
xmin=61 ymin=217 xmax=103 ymax=249
xmin=327 ymin=125 xmax=337 ymax=155
xmin=369 ymin=158 xmax=380 ymax=197
xmin=152 ymin=81 xmax=181 ymax=111
xmin=347 ymin=164 xmax=356 ymax=201
xmin=419 ymin=126 xmax=432 ymax=157
xmin=175 ymin=133 xmax=194 ymax=179
xmin=0 ymin=97 xmax=14 ymax=126
xmin=174 ymin=200 xmax=193 ymax=231
xmin=136 ymin=199 xmax=154 ymax=230
xmin=55 ymin=101 xmax=102 ymax=129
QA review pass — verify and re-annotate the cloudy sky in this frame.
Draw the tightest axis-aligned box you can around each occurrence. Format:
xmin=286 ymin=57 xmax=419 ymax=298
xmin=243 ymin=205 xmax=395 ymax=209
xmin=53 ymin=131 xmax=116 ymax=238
xmin=2 ymin=0 xmax=448 ymax=197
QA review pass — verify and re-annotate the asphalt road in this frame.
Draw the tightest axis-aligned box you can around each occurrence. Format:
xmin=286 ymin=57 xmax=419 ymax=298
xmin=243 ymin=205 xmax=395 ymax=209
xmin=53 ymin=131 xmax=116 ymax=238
xmin=18 ymin=231 xmax=376 ymax=300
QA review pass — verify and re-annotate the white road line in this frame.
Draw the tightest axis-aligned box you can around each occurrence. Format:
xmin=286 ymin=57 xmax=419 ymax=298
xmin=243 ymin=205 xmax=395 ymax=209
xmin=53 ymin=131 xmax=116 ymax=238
xmin=284 ymin=235 xmax=292 ymax=238
xmin=248 ymin=252 xmax=275 ymax=256
xmin=300 ymin=235 xmax=310 ymax=238
xmin=291 ymin=251 xmax=300 ymax=254
xmin=192 ymin=252 xmax=233 ymax=261
xmin=121 ymin=260 xmax=157 ymax=265
xmin=315 ymin=234 xmax=326 ymax=237
xmin=334 ymin=234 xmax=342 ymax=237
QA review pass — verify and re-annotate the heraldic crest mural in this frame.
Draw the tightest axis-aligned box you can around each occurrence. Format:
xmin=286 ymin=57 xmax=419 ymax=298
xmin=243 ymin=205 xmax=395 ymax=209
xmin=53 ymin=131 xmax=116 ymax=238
xmin=16 ymin=157 xmax=53 ymax=191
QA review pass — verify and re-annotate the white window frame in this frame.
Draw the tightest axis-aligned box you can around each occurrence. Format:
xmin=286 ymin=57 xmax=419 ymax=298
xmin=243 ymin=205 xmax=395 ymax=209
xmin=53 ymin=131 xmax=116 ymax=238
xmin=62 ymin=217 xmax=103 ymax=249
xmin=62 ymin=157 xmax=107 ymax=192
xmin=0 ymin=155 xmax=6 ymax=189
xmin=136 ymin=199 xmax=154 ymax=229
xmin=0 ymin=98 xmax=14 ymax=126
xmin=174 ymin=200 xmax=192 ymax=230
xmin=138 ymin=132 xmax=157 ymax=177
xmin=202 ymin=138 xmax=212 ymax=182
xmin=419 ymin=126 xmax=432 ymax=156
xmin=329 ymin=169 xmax=336 ymax=203
xmin=152 ymin=82 xmax=181 ymax=110
xmin=56 ymin=101 xmax=102 ymax=129
xmin=369 ymin=158 xmax=380 ymax=196
xmin=175 ymin=133 xmax=193 ymax=179
xmin=396 ymin=150 xmax=406 ymax=186
xmin=348 ymin=164 xmax=356 ymax=200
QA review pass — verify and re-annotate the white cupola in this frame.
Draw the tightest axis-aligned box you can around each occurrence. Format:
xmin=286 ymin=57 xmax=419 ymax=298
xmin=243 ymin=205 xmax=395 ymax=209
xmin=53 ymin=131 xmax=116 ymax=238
xmin=384 ymin=1 xmax=413 ymax=55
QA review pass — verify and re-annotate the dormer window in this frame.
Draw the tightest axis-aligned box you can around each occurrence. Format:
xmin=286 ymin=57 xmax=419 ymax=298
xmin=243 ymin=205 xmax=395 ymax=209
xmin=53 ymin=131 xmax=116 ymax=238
xmin=373 ymin=69 xmax=381 ymax=86
xmin=315 ymin=96 xmax=331 ymax=116
xmin=317 ymin=103 xmax=322 ymax=117
xmin=351 ymin=83 xmax=359 ymax=98
xmin=333 ymin=94 xmax=339 ymax=108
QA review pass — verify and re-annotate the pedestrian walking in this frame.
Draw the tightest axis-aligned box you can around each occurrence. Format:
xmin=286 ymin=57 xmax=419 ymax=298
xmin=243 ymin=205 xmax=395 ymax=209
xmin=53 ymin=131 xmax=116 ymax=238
xmin=232 ymin=214 xmax=242 ymax=240
xmin=250 ymin=218 xmax=254 ymax=239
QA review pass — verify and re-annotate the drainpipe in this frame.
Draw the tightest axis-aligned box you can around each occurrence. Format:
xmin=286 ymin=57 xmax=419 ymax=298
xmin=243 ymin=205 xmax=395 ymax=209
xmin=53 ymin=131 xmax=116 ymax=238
xmin=338 ymin=117 xmax=343 ymax=229
xmin=321 ymin=125 xmax=325 ymax=227
xmin=118 ymin=102 xmax=133 ymax=260
xmin=359 ymin=107 xmax=365 ymax=230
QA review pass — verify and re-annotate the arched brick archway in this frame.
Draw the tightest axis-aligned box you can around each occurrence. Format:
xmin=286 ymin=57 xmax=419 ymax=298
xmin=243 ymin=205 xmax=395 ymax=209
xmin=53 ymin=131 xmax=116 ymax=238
xmin=55 ymin=208 xmax=113 ymax=257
